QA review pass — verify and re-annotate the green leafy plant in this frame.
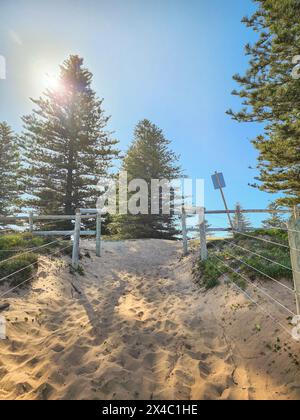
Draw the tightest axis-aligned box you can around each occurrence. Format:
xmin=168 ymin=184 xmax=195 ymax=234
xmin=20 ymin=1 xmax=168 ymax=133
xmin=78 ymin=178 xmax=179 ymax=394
xmin=0 ymin=253 xmax=38 ymax=287
xmin=194 ymin=257 xmax=226 ymax=289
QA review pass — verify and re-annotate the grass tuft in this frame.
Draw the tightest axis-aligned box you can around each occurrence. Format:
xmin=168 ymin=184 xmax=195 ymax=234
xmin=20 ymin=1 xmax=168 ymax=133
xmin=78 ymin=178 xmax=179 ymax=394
xmin=0 ymin=233 xmax=71 ymax=288
xmin=194 ymin=228 xmax=293 ymax=290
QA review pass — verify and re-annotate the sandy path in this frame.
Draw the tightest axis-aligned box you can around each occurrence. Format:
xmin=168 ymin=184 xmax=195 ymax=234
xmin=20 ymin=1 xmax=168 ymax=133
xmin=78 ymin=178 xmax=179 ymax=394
xmin=0 ymin=239 xmax=299 ymax=400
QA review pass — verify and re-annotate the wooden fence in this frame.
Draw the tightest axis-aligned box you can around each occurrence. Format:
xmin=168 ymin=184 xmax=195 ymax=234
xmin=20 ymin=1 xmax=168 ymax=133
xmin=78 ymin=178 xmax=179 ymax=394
xmin=0 ymin=209 xmax=102 ymax=270
xmin=181 ymin=206 xmax=300 ymax=318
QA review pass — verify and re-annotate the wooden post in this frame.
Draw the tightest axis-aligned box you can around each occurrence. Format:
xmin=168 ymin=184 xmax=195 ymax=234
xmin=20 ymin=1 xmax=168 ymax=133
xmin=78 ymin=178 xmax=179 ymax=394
xmin=288 ymin=213 xmax=300 ymax=315
xmin=199 ymin=208 xmax=207 ymax=261
xmin=237 ymin=206 xmax=241 ymax=232
xmin=181 ymin=207 xmax=188 ymax=256
xmin=96 ymin=212 xmax=101 ymax=257
xmin=29 ymin=211 xmax=33 ymax=233
xmin=0 ymin=316 xmax=6 ymax=340
xmin=72 ymin=209 xmax=81 ymax=270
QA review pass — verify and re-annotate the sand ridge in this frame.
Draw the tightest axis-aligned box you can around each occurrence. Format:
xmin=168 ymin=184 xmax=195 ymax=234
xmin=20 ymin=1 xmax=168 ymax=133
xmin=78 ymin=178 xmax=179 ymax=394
xmin=0 ymin=239 xmax=299 ymax=400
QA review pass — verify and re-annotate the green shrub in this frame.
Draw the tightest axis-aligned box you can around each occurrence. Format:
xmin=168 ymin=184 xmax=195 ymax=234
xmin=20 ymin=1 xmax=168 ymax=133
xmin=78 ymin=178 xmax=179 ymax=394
xmin=0 ymin=233 xmax=71 ymax=288
xmin=235 ymin=228 xmax=288 ymax=246
xmin=195 ymin=257 xmax=226 ymax=289
xmin=253 ymin=228 xmax=288 ymax=244
xmin=0 ymin=253 xmax=38 ymax=287
xmin=227 ymin=231 xmax=292 ymax=281
xmin=76 ymin=265 xmax=85 ymax=276
xmin=0 ymin=233 xmax=46 ymax=260
xmin=228 ymin=272 xmax=246 ymax=290
xmin=196 ymin=228 xmax=293 ymax=291
xmin=243 ymin=253 xmax=292 ymax=280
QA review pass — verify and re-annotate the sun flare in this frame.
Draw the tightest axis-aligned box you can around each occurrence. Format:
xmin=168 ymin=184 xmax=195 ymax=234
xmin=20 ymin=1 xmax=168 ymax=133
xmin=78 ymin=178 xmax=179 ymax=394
xmin=42 ymin=72 xmax=61 ymax=91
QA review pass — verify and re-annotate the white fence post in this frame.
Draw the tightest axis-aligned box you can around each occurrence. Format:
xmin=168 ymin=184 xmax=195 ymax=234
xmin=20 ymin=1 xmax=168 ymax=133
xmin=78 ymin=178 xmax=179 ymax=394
xmin=96 ymin=212 xmax=102 ymax=257
xmin=199 ymin=208 xmax=207 ymax=261
xmin=72 ymin=209 xmax=81 ymax=270
xmin=29 ymin=211 xmax=33 ymax=233
xmin=288 ymin=213 xmax=300 ymax=315
xmin=181 ymin=207 xmax=188 ymax=256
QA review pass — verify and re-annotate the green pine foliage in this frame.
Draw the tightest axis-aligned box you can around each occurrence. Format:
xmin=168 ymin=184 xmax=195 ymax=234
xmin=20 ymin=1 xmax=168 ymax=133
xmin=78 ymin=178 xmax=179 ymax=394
xmin=262 ymin=202 xmax=286 ymax=229
xmin=111 ymin=119 xmax=182 ymax=239
xmin=20 ymin=55 xmax=119 ymax=218
xmin=227 ymin=0 xmax=300 ymax=206
xmin=0 ymin=122 xmax=21 ymax=215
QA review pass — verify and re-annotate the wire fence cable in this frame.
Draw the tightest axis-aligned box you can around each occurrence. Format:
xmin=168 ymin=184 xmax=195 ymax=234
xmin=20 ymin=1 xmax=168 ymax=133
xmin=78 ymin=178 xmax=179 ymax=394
xmin=0 ymin=234 xmax=72 ymax=264
xmin=219 ymin=238 xmax=297 ymax=279
xmin=0 ymin=243 xmax=73 ymax=298
xmin=210 ymin=243 xmax=296 ymax=316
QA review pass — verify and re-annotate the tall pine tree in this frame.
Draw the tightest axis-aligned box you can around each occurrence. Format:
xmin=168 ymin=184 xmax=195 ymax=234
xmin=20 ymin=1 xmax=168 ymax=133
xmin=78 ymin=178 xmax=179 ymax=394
xmin=227 ymin=0 xmax=300 ymax=206
xmin=0 ymin=122 xmax=20 ymax=216
xmin=111 ymin=119 xmax=181 ymax=239
xmin=21 ymin=55 xmax=119 ymax=216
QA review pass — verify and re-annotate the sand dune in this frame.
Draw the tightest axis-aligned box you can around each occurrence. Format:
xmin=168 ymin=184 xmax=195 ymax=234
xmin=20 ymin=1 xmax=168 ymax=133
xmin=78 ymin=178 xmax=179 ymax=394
xmin=0 ymin=239 xmax=299 ymax=400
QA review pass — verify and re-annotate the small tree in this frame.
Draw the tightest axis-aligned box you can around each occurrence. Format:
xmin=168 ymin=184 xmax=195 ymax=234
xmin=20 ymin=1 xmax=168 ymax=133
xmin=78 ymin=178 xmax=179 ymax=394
xmin=262 ymin=202 xmax=285 ymax=229
xmin=232 ymin=203 xmax=252 ymax=232
xmin=0 ymin=122 xmax=20 ymax=216
xmin=111 ymin=119 xmax=182 ymax=239
xmin=204 ymin=219 xmax=211 ymax=232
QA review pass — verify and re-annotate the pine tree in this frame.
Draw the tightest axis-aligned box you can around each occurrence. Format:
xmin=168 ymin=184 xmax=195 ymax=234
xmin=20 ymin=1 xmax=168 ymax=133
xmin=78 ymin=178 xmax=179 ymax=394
xmin=262 ymin=202 xmax=285 ymax=229
xmin=0 ymin=122 xmax=20 ymax=215
xmin=232 ymin=203 xmax=252 ymax=232
xmin=21 ymin=55 xmax=119 ymax=219
xmin=227 ymin=0 xmax=300 ymax=206
xmin=111 ymin=119 xmax=182 ymax=239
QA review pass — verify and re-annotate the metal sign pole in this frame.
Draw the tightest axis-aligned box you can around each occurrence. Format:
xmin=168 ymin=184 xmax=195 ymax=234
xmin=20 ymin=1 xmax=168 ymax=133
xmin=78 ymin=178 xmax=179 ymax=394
xmin=213 ymin=171 xmax=234 ymax=232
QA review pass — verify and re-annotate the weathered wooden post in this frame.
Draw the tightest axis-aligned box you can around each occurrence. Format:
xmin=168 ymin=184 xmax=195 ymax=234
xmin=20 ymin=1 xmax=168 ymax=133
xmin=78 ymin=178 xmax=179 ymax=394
xmin=29 ymin=211 xmax=34 ymax=233
xmin=72 ymin=209 xmax=81 ymax=270
xmin=96 ymin=211 xmax=101 ymax=257
xmin=288 ymin=211 xmax=300 ymax=315
xmin=181 ymin=207 xmax=188 ymax=256
xmin=199 ymin=207 xmax=207 ymax=261
xmin=0 ymin=316 xmax=6 ymax=340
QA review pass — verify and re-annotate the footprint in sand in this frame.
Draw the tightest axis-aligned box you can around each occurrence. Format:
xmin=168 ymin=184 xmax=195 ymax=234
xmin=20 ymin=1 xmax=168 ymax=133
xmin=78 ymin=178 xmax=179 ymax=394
xmin=34 ymin=382 xmax=55 ymax=400
xmin=15 ymin=382 xmax=32 ymax=396
xmin=198 ymin=361 xmax=212 ymax=378
xmin=174 ymin=369 xmax=195 ymax=386
xmin=128 ymin=347 xmax=141 ymax=359
xmin=188 ymin=351 xmax=210 ymax=361
xmin=51 ymin=344 xmax=65 ymax=353
xmin=143 ymin=352 xmax=156 ymax=367
xmin=164 ymin=320 xmax=177 ymax=331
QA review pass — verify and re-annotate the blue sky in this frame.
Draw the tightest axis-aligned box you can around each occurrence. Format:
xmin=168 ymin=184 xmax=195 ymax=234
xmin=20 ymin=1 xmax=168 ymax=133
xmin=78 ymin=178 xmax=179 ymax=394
xmin=0 ymin=0 xmax=282 ymax=227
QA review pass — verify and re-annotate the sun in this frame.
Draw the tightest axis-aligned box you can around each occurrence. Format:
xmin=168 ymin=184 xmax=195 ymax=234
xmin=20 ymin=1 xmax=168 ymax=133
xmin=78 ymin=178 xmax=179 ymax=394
xmin=30 ymin=59 xmax=65 ymax=95
xmin=42 ymin=72 xmax=61 ymax=91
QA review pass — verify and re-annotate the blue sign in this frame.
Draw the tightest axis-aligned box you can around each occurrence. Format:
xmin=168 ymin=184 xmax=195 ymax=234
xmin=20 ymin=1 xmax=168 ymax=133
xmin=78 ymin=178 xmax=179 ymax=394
xmin=212 ymin=172 xmax=226 ymax=190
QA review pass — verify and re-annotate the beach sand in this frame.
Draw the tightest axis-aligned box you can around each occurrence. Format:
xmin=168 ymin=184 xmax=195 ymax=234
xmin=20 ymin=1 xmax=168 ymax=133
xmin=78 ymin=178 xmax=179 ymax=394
xmin=0 ymin=239 xmax=299 ymax=400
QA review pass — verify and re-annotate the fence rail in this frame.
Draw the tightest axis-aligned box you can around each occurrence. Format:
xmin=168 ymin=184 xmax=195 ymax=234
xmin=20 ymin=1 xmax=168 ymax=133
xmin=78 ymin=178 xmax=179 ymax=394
xmin=1 ymin=206 xmax=299 ymax=344
xmin=0 ymin=214 xmax=97 ymax=222
xmin=0 ymin=209 xmax=103 ymax=270
xmin=181 ymin=205 xmax=300 ymax=341
xmin=204 ymin=208 xmax=291 ymax=215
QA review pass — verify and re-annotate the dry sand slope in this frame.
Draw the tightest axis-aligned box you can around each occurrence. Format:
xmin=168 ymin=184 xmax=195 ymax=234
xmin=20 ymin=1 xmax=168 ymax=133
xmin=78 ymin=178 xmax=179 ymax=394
xmin=0 ymin=239 xmax=300 ymax=400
